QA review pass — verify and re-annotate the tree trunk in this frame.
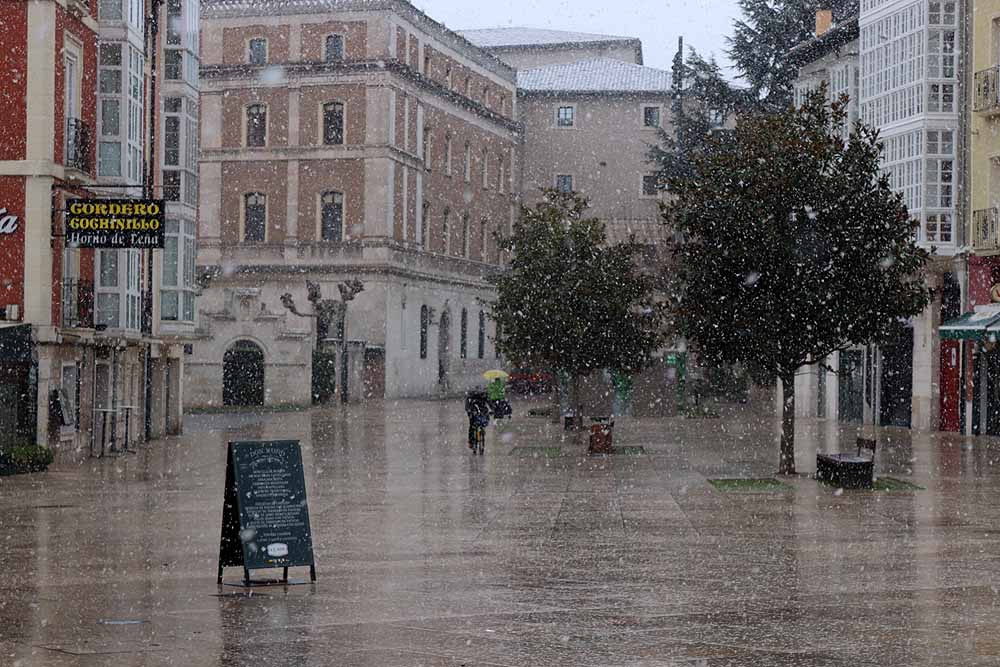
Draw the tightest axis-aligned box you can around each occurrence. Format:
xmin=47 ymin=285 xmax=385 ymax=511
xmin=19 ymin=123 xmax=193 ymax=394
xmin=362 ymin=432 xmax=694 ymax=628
xmin=779 ymin=371 xmax=796 ymax=475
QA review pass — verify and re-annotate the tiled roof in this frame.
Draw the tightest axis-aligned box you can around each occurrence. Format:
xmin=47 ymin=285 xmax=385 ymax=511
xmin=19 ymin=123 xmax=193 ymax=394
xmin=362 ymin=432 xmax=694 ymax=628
xmin=458 ymin=27 xmax=638 ymax=49
xmin=518 ymin=58 xmax=671 ymax=93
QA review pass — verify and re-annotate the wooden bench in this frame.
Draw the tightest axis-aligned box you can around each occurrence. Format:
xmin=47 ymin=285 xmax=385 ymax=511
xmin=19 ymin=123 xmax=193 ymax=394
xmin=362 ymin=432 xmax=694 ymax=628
xmin=816 ymin=438 xmax=876 ymax=489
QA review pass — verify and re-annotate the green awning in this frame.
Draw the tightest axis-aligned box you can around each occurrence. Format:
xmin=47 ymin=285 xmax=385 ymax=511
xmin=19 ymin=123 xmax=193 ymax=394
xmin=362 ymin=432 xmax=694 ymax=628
xmin=940 ymin=311 xmax=1000 ymax=340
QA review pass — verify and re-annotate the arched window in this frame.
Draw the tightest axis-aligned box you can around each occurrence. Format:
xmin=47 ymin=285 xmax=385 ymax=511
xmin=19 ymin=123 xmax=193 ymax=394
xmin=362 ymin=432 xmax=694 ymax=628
xmin=320 ymin=191 xmax=344 ymax=241
xmin=246 ymin=104 xmax=266 ymax=147
xmin=460 ymin=308 xmax=468 ymax=359
xmin=419 ymin=305 xmax=429 ymax=359
xmin=244 ymin=192 xmax=266 ymax=242
xmin=322 ymin=102 xmax=344 ymax=145
xmin=477 ymin=311 xmax=485 ymax=359
xmin=462 ymin=213 xmax=470 ymax=258
xmin=325 ymin=34 xmax=344 ymax=62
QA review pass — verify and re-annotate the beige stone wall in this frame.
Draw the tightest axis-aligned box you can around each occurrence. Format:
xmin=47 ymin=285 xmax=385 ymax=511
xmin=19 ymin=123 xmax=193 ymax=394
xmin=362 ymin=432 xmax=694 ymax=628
xmin=519 ymin=94 xmax=668 ymax=223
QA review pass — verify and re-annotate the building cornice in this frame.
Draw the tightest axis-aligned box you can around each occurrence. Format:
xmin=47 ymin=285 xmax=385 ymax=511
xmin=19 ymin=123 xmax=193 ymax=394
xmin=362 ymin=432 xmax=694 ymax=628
xmin=200 ymin=0 xmax=517 ymax=82
xmin=200 ymin=59 xmax=522 ymax=132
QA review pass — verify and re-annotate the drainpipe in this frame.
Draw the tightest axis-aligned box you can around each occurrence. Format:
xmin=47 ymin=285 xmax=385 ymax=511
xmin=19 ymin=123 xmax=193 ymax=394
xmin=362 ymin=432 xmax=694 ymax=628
xmin=143 ymin=0 xmax=163 ymax=442
xmin=959 ymin=0 xmax=973 ymax=435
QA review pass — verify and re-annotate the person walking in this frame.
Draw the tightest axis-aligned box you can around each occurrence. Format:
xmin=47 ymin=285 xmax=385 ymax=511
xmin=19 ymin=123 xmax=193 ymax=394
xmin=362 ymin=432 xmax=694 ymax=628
xmin=487 ymin=376 xmax=511 ymax=419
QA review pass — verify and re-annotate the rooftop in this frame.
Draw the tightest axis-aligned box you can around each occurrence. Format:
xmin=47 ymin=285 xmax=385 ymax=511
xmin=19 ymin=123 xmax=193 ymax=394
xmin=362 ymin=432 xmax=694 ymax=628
xmin=518 ymin=57 xmax=671 ymax=94
xmin=459 ymin=27 xmax=639 ymax=50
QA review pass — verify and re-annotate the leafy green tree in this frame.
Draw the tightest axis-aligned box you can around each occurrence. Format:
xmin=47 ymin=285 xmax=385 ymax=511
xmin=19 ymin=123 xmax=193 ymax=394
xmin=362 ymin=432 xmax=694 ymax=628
xmin=662 ymin=90 xmax=930 ymax=474
xmin=490 ymin=190 xmax=664 ymax=422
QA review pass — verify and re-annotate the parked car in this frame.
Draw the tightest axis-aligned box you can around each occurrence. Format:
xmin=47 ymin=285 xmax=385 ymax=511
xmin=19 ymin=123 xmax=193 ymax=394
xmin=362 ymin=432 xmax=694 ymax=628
xmin=509 ymin=367 xmax=555 ymax=394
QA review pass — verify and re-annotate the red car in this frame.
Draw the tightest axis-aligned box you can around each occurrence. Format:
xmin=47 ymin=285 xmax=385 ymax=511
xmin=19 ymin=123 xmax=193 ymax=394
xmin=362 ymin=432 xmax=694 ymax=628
xmin=509 ymin=368 xmax=555 ymax=394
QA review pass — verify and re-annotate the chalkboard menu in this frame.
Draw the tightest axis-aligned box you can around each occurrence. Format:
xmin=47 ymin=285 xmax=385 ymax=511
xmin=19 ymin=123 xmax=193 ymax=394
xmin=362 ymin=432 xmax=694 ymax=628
xmin=217 ymin=440 xmax=316 ymax=585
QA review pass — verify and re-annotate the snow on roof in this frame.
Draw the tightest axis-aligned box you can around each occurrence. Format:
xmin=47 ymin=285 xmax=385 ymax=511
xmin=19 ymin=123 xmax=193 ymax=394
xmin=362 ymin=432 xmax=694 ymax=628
xmin=458 ymin=27 xmax=638 ymax=49
xmin=517 ymin=57 xmax=671 ymax=93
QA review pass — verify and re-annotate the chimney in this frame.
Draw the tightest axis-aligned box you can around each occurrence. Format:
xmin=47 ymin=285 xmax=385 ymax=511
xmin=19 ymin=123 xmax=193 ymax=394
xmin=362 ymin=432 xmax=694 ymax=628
xmin=815 ymin=9 xmax=833 ymax=37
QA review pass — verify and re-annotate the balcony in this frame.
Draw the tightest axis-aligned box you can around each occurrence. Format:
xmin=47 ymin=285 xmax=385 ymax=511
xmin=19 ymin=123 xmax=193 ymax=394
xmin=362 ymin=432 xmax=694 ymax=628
xmin=975 ymin=68 xmax=1000 ymax=113
xmin=65 ymin=118 xmax=92 ymax=174
xmin=972 ymin=208 xmax=1000 ymax=252
xmin=61 ymin=278 xmax=94 ymax=329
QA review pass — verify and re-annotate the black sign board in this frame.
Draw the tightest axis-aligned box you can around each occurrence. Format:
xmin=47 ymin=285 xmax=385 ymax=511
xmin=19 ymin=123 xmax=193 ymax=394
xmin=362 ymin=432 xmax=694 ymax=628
xmin=65 ymin=199 xmax=165 ymax=248
xmin=217 ymin=440 xmax=317 ymax=585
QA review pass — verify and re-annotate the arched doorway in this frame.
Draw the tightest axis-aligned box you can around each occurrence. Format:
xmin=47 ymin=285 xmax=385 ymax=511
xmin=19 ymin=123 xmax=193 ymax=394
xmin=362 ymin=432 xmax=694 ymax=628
xmin=223 ymin=340 xmax=265 ymax=406
xmin=438 ymin=310 xmax=451 ymax=391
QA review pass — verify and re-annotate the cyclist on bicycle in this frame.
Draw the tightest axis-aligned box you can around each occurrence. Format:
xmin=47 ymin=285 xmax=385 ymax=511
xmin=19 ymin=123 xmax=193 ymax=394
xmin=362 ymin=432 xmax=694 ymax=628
xmin=464 ymin=390 xmax=490 ymax=452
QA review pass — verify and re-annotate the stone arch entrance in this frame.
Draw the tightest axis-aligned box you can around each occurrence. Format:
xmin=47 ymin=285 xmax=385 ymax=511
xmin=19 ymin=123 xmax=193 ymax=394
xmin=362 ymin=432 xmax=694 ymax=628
xmin=223 ymin=340 xmax=265 ymax=406
xmin=438 ymin=310 xmax=451 ymax=391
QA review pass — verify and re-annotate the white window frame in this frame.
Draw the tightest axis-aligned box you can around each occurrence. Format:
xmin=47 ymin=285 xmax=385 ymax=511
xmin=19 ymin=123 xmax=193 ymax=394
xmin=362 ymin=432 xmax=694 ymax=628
xmin=96 ymin=249 xmax=142 ymax=331
xmin=161 ymin=219 xmax=196 ymax=323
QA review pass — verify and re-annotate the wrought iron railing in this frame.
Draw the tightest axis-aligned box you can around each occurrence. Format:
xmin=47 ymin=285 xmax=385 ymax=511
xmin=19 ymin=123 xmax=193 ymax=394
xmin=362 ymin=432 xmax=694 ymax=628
xmin=972 ymin=208 xmax=1000 ymax=252
xmin=65 ymin=117 xmax=92 ymax=173
xmin=61 ymin=278 xmax=94 ymax=328
xmin=975 ymin=68 xmax=1000 ymax=113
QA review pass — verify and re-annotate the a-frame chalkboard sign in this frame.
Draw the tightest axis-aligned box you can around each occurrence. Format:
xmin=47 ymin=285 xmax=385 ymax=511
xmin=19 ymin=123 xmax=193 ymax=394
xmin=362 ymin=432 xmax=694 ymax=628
xmin=218 ymin=440 xmax=317 ymax=585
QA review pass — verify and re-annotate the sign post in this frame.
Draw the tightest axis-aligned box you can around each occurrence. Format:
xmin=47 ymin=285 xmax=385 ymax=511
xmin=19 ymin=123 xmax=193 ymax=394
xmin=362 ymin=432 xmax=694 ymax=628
xmin=218 ymin=440 xmax=317 ymax=586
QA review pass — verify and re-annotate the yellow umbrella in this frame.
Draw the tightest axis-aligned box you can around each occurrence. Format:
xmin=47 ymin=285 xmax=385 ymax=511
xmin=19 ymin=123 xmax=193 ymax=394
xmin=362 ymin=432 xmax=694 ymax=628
xmin=483 ymin=369 xmax=509 ymax=380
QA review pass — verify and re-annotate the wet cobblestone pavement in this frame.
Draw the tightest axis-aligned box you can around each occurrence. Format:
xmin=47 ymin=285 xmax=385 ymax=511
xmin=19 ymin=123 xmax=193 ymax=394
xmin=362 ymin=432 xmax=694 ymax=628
xmin=4 ymin=398 xmax=1000 ymax=666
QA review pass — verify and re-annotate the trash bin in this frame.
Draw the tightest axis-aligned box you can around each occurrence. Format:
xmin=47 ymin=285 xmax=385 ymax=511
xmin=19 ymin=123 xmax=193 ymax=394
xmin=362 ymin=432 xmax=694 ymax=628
xmin=589 ymin=416 xmax=614 ymax=454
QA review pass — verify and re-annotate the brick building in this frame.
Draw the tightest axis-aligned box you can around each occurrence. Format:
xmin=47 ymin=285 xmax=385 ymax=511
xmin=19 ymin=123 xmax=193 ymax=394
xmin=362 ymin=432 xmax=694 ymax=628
xmin=190 ymin=0 xmax=519 ymax=405
xmin=0 ymin=0 xmax=195 ymax=460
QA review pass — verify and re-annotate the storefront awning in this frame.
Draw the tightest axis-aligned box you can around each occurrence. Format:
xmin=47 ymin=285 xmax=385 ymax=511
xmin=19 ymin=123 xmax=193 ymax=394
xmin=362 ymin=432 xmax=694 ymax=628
xmin=940 ymin=311 xmax=1000 ymax=340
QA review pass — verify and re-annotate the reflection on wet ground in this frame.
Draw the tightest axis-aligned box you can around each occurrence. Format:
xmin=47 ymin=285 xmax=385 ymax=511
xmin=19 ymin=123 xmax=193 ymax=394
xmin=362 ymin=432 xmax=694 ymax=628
xmin=3 ymin=398 xmax=1000 ymax=665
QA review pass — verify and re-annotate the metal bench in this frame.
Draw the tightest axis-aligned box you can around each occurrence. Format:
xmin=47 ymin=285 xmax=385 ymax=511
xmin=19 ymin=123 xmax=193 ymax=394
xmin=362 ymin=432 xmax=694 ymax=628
xmin=816 ymin=437 xmax=876 ymax=489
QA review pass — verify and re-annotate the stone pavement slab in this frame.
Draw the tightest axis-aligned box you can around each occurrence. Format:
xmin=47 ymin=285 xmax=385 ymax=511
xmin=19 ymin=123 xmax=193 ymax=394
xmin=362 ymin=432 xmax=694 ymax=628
xmin=3 ymin=399 xmax=1000 ymax=665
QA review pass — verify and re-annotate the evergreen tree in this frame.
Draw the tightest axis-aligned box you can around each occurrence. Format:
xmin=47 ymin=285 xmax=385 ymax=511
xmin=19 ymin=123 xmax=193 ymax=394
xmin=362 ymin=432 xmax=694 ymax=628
xmin=490 ymin=190 xmax=664 ymax=421
xmin=730 ymin=0 xmax=858 ymax=111
xmin=662 ymin=90 xmax=930 ymax=474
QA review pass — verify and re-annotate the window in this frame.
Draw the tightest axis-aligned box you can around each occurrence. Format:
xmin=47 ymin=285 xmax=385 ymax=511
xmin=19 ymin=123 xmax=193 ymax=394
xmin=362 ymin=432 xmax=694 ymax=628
xmin=423 ymin=127 xmax=431 ymax=168
xmin=643 ymin=106 xmax=661 ymax=128
xmin=482 ymin=87 xmax=489 ymax=107
xmin=420 ymin=202 xmax=429 ymax=249
xmin=480 ymin=219 xmax=488 ymax=261
xmin=162 ymin=220 xmax=196 ymax=322
xmin=246 ymin=104 xmax=266 ymax=147
xmin=444 ymin=135 xmax=453 ymax=175
xmin=423 ymin=52 xmax=431 ymax=75
xmin=325 ymin=34 xmax=344 ymax=62
xmin=320 ymin=191 xmax=344 ymax=241
xmin=164 ymin=50 xmax=182 ymax=80
xmin=445 ymin=66 xmax=452 ymax=88
xmin=248 ymin=38 xmax=267 ymax=65
xmin=462 ymin=214 xmax=471 ymax=258
xmin=163 ymin=171 xmax=181 ymax=201
xmin=482 ymin=149 xmax=489 ymax=188
xmin=460 ymin=308 xmax=468 ymax=358
xmin=419 ymin=305 xmax=429 ymax=359
xmin=322 ymin=102 xmax=344 ymax=145
xmin=442 ymin=209 xmax=451 ymax=254
xmin=557 ymin=105 xmax=575 ymax=127
xmin=244 ymin=193 xmax=266 ymax=242
xmin=477 ymin=311 xmax=485 ymax=359
xmin=164 ymin=116 xmax=181 ymax=166
xmin=96 ymin=249 xmax=141 ymax=330
xmin=463 ymin=143 xmax=471 ymax=182
xmin=166 ymin=0 xmax=182 ymax=45
xmin=925 ymin=213 xmax=953 ymax=243
xmin=555 ymin=174 xmax=573 ymax=193
xmin=60 ymin=364 xmax=79 ymax=429
xmin=126 ymin=45 xmax=144 ymax=182
xmin=642 ymin=174 xmax=659 ymax=197
xmin=499 ymin=158 xmax=506 ymax=194
xmin=99 ymin=0 xmax=123 ymax=20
